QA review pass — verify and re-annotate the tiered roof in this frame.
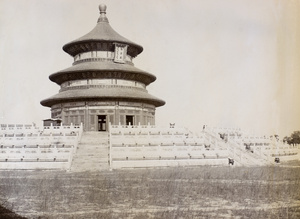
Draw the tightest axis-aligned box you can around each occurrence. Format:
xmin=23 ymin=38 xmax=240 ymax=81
xmin=41 ymin=4 xmax=165 ymax=108
xmin=63 ymin=4 xmax=143 ymax=57
xmin=40 ymin=87 xmax=164 ymax=107
xmin=49 ymin=59 xmax=156 ymax=85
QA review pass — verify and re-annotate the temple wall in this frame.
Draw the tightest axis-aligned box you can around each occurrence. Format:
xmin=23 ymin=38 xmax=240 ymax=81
xmin=51 ymin=101 xmax=156 ymax=131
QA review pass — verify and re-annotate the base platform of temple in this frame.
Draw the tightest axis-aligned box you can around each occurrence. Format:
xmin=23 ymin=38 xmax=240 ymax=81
xmin=0 ymin=123 xmax=299 ymax=170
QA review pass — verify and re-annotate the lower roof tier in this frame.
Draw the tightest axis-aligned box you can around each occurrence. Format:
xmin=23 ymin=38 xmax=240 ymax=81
xmin=49 ymin=61 xmax=156 ymax=86
xmin=40 ymin=87 xmax=165 ymax=108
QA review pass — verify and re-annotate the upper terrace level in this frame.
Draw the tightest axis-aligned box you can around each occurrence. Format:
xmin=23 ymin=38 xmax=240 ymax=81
xmin=0 ymin=123 xmax=83 ymax=134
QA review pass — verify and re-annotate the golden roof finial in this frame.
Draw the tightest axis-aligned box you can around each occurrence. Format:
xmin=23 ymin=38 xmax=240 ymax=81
xmin=98 ymin=4 xmax=108 ymax=23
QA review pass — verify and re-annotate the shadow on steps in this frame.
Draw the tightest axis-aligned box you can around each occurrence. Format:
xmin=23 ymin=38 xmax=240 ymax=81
xmin=0 ymin=204 xmax=27 ymax=219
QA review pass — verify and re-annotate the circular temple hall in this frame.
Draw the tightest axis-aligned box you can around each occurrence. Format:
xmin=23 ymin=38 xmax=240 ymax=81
xmin=41 ymin=5 xmax=165 ymax=131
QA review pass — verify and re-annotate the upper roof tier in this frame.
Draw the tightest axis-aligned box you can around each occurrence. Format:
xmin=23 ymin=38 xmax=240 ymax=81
xmin=63 ymin=4 xmax=143 ymax=57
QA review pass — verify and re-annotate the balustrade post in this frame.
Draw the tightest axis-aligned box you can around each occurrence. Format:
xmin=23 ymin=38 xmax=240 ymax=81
xmin=70 ymin=123 xmax=74 ymax=133
xmin=109 ymin=125 xmax=113 ymax=170
xmin=50 ymin=123 xmax=53 ymax=132
xmin=50 ymin=132 xmax=53 ymax=145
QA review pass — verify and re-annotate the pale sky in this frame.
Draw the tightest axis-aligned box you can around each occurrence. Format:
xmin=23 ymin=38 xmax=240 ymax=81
xmin=0 ymin=0 xmax=299 ymax=137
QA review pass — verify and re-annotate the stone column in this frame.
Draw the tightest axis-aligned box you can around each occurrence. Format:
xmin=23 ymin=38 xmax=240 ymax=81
xmin=115 ymin=101 xmax=120 ymax=125
xmin=84 ymin=102 xmax=89 ymax=131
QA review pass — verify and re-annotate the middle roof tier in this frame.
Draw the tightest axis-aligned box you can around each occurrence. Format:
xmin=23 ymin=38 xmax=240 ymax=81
xmin=49 ymin=61 xmax=156 ymax=85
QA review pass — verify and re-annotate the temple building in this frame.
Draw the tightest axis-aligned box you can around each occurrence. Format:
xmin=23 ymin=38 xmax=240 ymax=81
xmin=41 ymin=4 xmax=165 ymax=131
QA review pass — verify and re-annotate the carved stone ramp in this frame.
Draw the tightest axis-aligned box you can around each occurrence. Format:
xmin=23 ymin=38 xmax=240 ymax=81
xmin=227 ymin=140 xmax=272 ymax=166
xmin=70 ymin=132 xmax=109 ymax=172
xmin=203 ymin=130 xmax=271 ymax=166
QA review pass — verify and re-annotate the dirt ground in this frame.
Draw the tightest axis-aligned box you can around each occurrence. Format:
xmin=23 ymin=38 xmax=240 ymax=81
xmin=0 ymin=163 xmax=300 ymax=218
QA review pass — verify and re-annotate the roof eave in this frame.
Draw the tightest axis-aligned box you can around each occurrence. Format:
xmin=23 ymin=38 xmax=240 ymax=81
xmin=41 ymin=97 xmax=165 ymax=108
xmin=49 ymin=70 xmax=156 ymax=86
xmin=62 ymin=40 xmax=143 ymax=58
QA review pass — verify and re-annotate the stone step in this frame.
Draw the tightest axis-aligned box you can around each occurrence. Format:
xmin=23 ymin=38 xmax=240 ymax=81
xmin=73 ymin=157 xmax=107 ymax=160
xmin=70 ymin=132 xmax=110 ymax=172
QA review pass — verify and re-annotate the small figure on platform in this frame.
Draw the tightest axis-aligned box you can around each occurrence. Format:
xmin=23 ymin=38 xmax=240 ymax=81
xmin=228 ymin=157 xmax=234 ymax=165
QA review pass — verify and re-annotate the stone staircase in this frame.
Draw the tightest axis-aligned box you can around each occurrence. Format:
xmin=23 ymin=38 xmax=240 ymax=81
xmin=70 ymin=132 xmax=110 ymax=172
xmin=204 ymin=130 xmax=272 ymax=166
xmin=227 ymin=139 xmax=274 ymax=166
xmin=227 ymin=142 xmax=266 ymax=166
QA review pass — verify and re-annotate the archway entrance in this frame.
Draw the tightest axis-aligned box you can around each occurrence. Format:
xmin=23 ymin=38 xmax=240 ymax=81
xmin=126 ymin=115 xmax=134 ymax=126
xmin=98 ymin=115 xmax=107 ymax=131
